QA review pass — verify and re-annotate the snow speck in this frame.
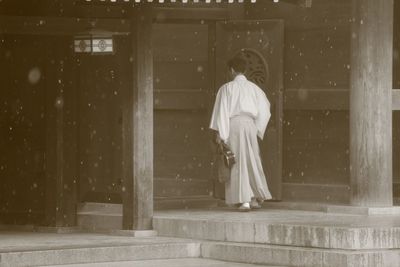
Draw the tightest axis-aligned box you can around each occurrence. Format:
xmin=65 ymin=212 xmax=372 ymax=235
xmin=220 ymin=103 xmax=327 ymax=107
xmin=28 ymin=67 xmax=41 ymax=85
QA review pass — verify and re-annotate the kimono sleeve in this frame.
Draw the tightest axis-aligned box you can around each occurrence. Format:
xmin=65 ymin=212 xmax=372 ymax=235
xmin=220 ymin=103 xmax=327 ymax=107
xmin=255 ymin=89 xmax=271 ymax=140
xmin=209 ymin=86 xmax=230 ymax=142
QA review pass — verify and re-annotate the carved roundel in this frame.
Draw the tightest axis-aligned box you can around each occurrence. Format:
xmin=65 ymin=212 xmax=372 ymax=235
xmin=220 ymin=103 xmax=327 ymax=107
xmin=234 ymin=49 xmax=269 ymax=90
xmin=79 ymin=39 xmax=88 ymax=51
xmin=97 ymin=40 xmax=107 ymax=51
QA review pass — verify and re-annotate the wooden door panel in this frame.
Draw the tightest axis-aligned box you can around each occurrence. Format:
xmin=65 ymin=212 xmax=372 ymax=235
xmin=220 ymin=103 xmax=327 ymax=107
xmin=153 ymin=23 xmax=214 ymax=205
xmin=78 ymin=55 xmax=124 ymax=202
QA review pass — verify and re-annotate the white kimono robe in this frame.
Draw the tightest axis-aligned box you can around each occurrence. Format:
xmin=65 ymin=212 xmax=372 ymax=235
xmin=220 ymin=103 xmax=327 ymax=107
xmin=210 ymin=74 xmax=272 ymax=204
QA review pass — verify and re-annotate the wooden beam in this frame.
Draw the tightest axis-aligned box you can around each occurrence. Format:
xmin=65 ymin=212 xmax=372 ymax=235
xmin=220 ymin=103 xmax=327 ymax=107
xmin=246 ymin=1 xmax=350 ymax=31
xmin=44 ymin=36 xmax=78 ymax=227
xmin=133 ymin=4 xmax=154 ymax=229
xmin=0 ymin=15 xmax=130 ymax=35
xmin=279 ymin=0 xmax=312 ymax=8
xmin=153 ymin=7 xmax=228 ymax=21
xmin=349 ymin=0 xmax=393 ymax=206
xmin=123 ymin=5 xmax=154 ymax=230
xmin=393 ymin=89 xmax=400 ymax=110
xmin=44 ymin=48 xmax=64 ymax=226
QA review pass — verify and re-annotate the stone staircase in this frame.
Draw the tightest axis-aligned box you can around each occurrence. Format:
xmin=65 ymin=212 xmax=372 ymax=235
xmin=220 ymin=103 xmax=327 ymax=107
xmin=76 ymin=203 xmax=400 ymax=266
xmin=6 ymin=205 xmax=398 ymax=266
xmin=153 ymin=209 xmax=400 ymax=266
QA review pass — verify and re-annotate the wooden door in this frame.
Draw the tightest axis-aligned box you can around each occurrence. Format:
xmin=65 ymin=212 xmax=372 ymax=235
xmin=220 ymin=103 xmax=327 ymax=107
xmin=215 ymin=20 xmax=284 ymax=200
xmin=152 ymin=23 xmax=215 ymax=206
xmin=77 ymin=40 xmax=128 ymax=203
xmin=0 ymin=36 xmax=47 ymax=223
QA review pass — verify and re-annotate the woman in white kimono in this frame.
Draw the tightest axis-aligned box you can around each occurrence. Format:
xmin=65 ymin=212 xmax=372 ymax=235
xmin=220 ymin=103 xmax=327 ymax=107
xmin=210 ymin=55 xmax=272 ymax=211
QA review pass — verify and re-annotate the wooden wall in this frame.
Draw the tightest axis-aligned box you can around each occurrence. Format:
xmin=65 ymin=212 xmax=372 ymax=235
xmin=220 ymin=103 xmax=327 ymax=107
xmin=248 ymin=0 xmax=400 ymax=203
xmin=0 ymin=35 xmax=47 ymax=224
xmin=0 ymin=34 xmax=82 ymax=225
xmin=247 ymin=0 xmax=352 ymax=203
xmin=153 ymin=23 xmax=214 ymax=204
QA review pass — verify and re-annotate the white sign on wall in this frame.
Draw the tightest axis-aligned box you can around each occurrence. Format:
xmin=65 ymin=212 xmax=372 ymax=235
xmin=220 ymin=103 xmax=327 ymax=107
xmin=74 ymin=39 xmax=91 ymax=53
xmin=92 ymin=38 xmax=114 ymax=53
xmin=74 ymin=37 xmax=114 ymax=54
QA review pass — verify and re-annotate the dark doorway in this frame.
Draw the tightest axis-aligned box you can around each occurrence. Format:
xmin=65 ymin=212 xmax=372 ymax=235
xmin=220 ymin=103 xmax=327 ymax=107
xmin=76 ymin=37 xmax=130 ymax=203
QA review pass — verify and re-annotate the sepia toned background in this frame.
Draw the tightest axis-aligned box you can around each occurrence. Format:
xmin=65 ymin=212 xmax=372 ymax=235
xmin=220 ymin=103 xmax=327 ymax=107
xmin=0 ymin=0 xmax=399 ymax=226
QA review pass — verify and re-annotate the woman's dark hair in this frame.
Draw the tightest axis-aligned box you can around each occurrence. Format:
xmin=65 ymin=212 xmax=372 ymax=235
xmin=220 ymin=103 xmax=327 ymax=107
xmin=227 ymin=54 xmax=247 ymax=73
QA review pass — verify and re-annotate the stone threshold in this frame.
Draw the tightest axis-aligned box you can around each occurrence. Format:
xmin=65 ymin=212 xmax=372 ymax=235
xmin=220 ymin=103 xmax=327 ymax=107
xmin=0 ymin=224 xmax=156 ymax=237
xmin=262 ymin=201 xmax=400 ymax=215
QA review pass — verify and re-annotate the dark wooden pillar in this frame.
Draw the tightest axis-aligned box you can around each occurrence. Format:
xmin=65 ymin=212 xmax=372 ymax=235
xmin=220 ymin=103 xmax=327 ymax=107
xmin=350 ymin=0 xmax=393 ymax=206
xmin=44 ymin=36 xmax=78 ymax=227
xmin=123 ymin=5 xmax=153 ymax=230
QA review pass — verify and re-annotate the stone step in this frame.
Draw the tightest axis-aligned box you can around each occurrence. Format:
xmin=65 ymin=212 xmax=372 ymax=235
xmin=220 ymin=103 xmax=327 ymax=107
xmin=154 ymin=178 xmax=213 ymax=198
xmin=78 ymin=196 xmax=218 ymax=213
xmin=77 ymin=202 xmax=122 ymax=214
xmin=77 ymin=212 xmax=122 ymax=232
xmin=0 ymin=236 xmax=200 ymax=267
xmin=2 ymin=230 xmax=400 ymax=267
xmin=77 ymin=198 xmax=219 ymax=231
xmin=201 ymin=241 xmax=400 ymax=267
xmin=154 ymin=196 xmax=218 ymax=210
xmin=153 ymin=209 xmax=400 ymax=250
xmin=262 ymin=201 xmax=400 ymax=215
xmin=77 ymin=202 xmax=122 ymax=231
xmin=43 ymin=258 xmax=276 ymax=267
